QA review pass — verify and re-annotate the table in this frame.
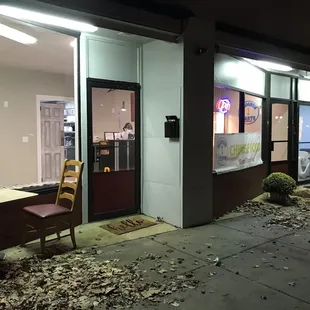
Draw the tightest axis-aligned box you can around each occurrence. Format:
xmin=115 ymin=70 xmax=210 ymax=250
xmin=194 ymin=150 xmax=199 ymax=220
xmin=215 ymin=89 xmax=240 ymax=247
xmin=0 ymin=189 xmax=38 ymax=259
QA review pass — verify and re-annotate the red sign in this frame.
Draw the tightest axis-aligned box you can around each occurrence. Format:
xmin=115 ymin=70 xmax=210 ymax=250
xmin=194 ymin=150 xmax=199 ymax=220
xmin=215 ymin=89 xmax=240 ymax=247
xmin=216 ymin=98 xmax=231 ymax=114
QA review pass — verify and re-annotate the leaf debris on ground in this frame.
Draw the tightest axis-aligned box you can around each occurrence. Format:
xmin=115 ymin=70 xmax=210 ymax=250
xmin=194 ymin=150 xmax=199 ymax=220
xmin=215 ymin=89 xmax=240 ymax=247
xmin=0 ymin=251 xmax=199 ymax=310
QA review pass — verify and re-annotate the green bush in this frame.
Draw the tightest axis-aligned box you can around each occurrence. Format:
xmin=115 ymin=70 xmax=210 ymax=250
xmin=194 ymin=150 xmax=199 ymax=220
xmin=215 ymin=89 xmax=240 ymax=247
xmin=262 ymin=172 xmax=296 ymax=198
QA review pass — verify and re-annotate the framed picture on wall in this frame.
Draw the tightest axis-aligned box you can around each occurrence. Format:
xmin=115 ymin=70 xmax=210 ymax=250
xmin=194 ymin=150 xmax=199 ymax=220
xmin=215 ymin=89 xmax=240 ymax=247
xmin=104 ymin=132 xmax=115 ymax=140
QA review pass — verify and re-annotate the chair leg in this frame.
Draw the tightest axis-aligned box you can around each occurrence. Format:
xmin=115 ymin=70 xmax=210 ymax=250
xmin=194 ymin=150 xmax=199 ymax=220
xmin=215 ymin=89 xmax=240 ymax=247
xmin=40 ymin=224 xmax=46 ymax=254
xmin=70 ymin=221 xmax=76 ymax=248
xmin=56 ymin=229 xmax=61 ymax=240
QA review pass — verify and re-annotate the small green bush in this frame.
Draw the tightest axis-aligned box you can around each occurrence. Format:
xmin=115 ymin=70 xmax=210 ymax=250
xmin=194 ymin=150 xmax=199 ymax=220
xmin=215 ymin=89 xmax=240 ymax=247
xmin=262 ymin=172 xmax=296 ymax=199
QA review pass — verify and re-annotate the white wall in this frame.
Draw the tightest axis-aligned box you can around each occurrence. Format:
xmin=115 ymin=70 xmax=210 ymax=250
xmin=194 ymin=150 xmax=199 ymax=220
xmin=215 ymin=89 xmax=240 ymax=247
xmin=141 ymin=40 xmax=183 ymax=227
xmin=0 ymin=66 xmax=73 ymax=187
xmin=92 ymin=89 xmax=134 ymax=140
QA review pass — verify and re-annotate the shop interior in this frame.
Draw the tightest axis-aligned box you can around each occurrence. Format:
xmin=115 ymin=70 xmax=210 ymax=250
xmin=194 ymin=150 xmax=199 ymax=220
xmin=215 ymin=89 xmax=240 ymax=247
xmin=91 ymin=88 xmax=135 ymax=173
xmin=0 ymin=15 xmax=75 ymax=188
xmin=213 ymin=52 xmax=310 ymax=183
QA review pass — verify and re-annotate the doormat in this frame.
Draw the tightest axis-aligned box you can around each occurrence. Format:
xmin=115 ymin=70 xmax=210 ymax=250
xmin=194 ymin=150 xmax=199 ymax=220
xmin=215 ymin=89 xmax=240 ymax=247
xmin=100 ymin=216 xmax=157 ymax=235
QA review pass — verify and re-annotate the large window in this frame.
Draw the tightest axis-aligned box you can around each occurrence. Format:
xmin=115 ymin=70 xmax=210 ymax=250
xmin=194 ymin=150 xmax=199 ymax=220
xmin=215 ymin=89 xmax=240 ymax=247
xmin=213 ymin=86 xmax=263 ymax=171
xmin=0 ymin=17 xmax=76 ymax=189
xmin=298 ymin=104 xmax=310 ymax=181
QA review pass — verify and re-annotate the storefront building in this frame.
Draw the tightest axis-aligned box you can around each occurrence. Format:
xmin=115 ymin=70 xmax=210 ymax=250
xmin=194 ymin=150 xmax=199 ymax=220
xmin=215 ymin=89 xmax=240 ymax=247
xmin=2 ymin=0 xmax=310 ymax=249
xmin=0 ymin=0 xmax=214 ymax=249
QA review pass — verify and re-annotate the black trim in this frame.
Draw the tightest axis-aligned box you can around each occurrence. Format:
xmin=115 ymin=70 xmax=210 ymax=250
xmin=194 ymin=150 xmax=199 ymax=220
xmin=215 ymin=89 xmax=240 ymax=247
xmin=216 ymin=22 xmax=310 ymax=56
xmin=86 ymin=78 xmax=141 ymax=222
xmin=239 ymin=92 xmax=245 ymax=133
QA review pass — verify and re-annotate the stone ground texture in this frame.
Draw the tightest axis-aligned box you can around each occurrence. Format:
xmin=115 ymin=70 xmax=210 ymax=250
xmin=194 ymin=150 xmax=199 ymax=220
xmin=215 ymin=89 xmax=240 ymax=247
xmin=2 ymin=202 xmax=310 ymax=309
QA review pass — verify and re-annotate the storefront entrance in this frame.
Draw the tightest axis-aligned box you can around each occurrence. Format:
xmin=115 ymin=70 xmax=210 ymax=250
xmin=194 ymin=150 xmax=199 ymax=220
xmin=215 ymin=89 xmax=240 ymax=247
xmin=270 ymin=100 xmax=295 ymax=176
xmin=87 ymin=78 xmax=140 ymax=221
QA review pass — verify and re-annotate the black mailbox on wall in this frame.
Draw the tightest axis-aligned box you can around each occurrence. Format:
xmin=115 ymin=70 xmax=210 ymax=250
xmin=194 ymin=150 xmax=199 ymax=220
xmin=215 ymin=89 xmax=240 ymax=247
xmin=165 ymin=115 xmax=180 ymax=139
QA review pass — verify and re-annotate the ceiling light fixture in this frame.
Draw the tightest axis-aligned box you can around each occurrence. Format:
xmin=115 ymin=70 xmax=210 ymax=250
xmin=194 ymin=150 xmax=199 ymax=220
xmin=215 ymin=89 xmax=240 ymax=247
xmin=70 ymin=39 xmax=76 ymax=48
xmin=304 ymin=72 xmax=310 ymax=79
xmin=0 ymin=5 xmax=98 ymax=33
xmin=0 ymin=23 xmax=37 ymax=44
xmin=244 ymin=58 xmax=293 ymax=72
xmin=121 ymin=101 xmax=126 ymax=112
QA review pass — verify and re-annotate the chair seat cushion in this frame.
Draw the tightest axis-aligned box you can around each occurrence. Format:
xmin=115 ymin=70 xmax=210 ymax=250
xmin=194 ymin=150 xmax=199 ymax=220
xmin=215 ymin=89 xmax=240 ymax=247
xmin=23 ymin=204 xmax=71 ymax=218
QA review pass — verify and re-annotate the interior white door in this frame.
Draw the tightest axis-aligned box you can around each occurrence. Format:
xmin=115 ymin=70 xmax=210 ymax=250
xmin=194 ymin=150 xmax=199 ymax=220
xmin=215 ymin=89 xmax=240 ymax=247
xmin=41 ymin=103 xmax=64 ymax=182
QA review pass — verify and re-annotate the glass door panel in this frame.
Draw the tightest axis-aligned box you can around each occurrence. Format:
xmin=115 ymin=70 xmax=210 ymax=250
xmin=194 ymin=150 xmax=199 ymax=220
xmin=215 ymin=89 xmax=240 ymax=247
xmin=298 ymin=105 xmax=310 ymax=181
xmin=270 ymin=103 xmax=289 ymax=174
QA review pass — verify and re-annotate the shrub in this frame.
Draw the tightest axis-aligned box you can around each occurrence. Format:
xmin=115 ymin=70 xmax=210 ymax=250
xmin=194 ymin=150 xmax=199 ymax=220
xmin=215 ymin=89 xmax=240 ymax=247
xmin=262 ymin=172 xmax=296 ymax=204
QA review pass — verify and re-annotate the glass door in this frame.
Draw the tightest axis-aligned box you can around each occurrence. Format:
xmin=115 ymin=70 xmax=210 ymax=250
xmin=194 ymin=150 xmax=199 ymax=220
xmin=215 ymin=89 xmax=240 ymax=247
xmin=270 ymin=102 xmax=290 ymax=174
xmin=298 ymin=104 xmax=310 ymax=181
xmin=87 ymin=79 xmax=140 ymax=221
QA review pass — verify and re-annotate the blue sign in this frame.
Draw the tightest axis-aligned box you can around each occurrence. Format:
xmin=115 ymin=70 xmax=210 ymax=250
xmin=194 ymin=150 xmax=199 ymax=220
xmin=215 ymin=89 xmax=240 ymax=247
xmin=245 ymin=101 xmax=260 ymax=125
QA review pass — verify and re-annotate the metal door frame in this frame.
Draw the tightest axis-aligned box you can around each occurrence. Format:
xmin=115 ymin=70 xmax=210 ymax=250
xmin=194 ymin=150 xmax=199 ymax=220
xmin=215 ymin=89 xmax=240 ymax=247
xmin=86 ymin=78 xmax=141 ymax=222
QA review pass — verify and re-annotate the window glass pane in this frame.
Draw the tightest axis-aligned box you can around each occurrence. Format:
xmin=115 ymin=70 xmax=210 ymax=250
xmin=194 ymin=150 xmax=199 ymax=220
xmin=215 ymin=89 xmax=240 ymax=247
xmin=244 ymin=95 xmax=262 ymax=133
xmin=214 ymin=54 xmax=266 ymax=96
xmin=298 ymin=105 xmax=310 ymax=180
xmin=271 ymin=142 xmax=288 ymax=161
xmin=271 ymin=74 xmax=291 ymax=99
xmin=213 ymin=87 xmax=239 ymax=134
xmin=92 ymin=88 xmax=135 ymax=173
xmin=271 ymin=104 xmax=288 ymax=141
xmin=298 ymin=79 xmax=310 ymax=101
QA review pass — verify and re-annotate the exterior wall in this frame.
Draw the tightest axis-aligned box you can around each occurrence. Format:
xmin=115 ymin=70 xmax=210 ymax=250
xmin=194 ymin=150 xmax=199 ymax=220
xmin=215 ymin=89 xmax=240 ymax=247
xmin=0 ymin=66 xmax=73 ymax=187
xmin=182 ymin=17 xmax=215 ymax=227
xmin=141 ymin=40 xmax=183 ymax=227
xmin=213 ymin=164 xmax=267 ymax=218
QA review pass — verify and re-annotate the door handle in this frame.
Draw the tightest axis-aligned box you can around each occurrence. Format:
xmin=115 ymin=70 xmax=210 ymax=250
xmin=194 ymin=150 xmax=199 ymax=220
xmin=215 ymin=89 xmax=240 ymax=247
xmin=271 ymin=141 xmax=274 ymax=152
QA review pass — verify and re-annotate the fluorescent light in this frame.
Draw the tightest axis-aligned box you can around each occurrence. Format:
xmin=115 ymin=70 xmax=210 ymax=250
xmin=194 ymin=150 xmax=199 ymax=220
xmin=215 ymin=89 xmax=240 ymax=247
xmin=244 ymin=58 xmax=293 ymax=72
xmin=0 ymin=23 xmax=37 ymax=44
xmin=0 ymin=5 xmax=98 ymax=33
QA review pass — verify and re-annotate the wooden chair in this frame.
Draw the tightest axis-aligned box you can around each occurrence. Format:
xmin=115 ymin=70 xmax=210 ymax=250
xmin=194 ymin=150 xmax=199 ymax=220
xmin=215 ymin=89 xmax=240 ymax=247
xmin=21 ymin=159 xmax=84 ymax=254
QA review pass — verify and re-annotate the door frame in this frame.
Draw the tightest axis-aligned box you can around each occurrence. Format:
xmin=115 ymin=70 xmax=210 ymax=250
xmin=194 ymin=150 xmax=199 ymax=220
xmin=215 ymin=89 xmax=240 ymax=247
xmin=268 ymin=98 xmax=297 ymax=179
xmin=296 ymin=101 xmax=310 ymax=184
xmin=36 ymin=95 xmax=74 ymax=183
xmin=86 ymin=78 xmax=141 ymax=222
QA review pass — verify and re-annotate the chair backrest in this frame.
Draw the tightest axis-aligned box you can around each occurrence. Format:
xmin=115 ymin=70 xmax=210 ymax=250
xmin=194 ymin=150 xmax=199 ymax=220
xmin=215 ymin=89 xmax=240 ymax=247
xmin=55 ymin=159 xmax=84 ymax=211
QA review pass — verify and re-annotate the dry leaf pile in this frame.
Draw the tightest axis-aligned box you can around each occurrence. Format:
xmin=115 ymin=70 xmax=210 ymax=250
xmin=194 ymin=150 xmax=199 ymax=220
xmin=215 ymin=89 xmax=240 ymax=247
xmin=237 ymin=198 xmax=310 ymax=230
xmin=0 ymin=251 xmax=199 ymax=310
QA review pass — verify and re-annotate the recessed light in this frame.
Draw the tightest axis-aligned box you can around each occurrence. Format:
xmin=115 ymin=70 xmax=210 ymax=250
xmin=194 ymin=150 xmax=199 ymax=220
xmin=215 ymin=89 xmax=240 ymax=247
xmin=244 ymin=58 xmax=293 ymax=72
xmin=0 ymin=5 xmax=98 ymax=33
xmin=0 ymin=23 xmax=37 ymax=44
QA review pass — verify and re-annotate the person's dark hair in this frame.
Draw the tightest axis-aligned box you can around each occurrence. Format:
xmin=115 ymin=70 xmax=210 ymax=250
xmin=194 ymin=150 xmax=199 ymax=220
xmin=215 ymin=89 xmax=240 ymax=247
xmin=123 ymin=123 xmax=133 ymax=131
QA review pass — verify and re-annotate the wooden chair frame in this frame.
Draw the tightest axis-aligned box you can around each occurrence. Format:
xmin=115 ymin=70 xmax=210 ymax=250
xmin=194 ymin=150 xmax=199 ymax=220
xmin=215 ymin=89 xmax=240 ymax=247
xmin=21 ymin=160 xmax=84 ymax=254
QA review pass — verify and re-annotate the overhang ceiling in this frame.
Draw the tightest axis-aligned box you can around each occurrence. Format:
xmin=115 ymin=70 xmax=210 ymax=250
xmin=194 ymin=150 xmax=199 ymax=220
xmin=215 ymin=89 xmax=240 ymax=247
xmin=0 ymin=16 xmax=74 ymax=75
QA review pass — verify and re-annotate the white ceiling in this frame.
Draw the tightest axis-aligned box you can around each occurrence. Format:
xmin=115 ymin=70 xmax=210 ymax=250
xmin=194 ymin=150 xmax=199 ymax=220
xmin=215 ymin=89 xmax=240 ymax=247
xmin=0 ymin=16 xmax=153 ymax=76
xmin=0 ymin=16 xmax=74 ymax=75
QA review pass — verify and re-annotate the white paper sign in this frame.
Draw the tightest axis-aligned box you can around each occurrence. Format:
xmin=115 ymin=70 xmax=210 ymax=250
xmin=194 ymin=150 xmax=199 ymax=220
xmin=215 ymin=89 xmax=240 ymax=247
xmin=214 ymin=133 xmax=263 ymax=174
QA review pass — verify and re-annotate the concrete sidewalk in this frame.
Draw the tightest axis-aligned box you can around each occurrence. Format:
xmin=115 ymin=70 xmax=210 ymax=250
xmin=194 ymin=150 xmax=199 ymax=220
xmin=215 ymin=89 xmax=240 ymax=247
xmin=94 ymin=214 xmax=310 ymax=309
xmin=3 ymin=213 xmax=310 ymax=309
